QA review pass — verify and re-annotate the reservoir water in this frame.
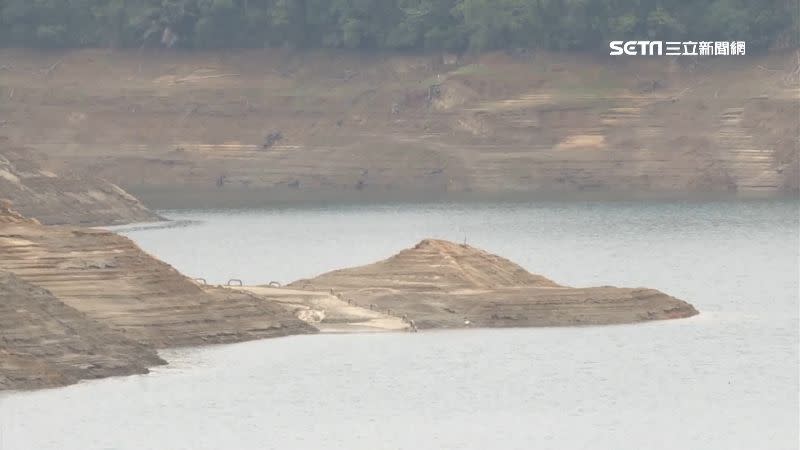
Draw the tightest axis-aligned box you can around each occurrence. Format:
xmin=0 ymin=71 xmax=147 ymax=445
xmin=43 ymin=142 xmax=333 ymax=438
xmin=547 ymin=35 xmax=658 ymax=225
xmin=2 ymin=200 xmax=798 ymax=449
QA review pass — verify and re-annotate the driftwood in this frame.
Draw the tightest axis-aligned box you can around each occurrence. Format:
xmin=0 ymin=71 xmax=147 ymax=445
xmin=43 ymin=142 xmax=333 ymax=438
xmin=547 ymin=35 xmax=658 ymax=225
xmin=262 ymin=131 xmax=283 ymax=149
xmin=673 ymin=87 xmax=692 ymax=100
xmin=43 ymin=59 xmax=63 ymax=77
xmin=179 ymin=105 xmax=199 ymax=123
xmin=785 ymin=50 xmax=800 ymax=85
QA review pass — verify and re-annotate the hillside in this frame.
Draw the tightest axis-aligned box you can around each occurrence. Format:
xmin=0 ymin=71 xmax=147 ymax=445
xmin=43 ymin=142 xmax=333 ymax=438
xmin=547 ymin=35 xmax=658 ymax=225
xmin=290 ymin=239 xmax=698 ymax=328
xmin=0 ymin=49 xmax=797 ymax=208
xmin=0 ymin=138 xmax=161 ymax=226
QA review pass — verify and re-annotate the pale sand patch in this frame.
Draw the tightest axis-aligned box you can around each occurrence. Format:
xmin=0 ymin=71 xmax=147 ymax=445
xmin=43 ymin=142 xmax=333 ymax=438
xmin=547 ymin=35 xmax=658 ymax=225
xmin=1 ymin=168 xmax=21 ymax=184
xmin=0 ymin=236 xmax=34 ymax=246
xmin=557 ymin=134 xmax=606 ymax=149
xmin=239 ymin=286 xmax=410 ymax=333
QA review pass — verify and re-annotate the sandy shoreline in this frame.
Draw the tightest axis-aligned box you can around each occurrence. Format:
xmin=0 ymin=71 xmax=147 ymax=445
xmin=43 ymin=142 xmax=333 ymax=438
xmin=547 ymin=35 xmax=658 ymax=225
xmin=235 ymin=286 xmax=411 ymax=333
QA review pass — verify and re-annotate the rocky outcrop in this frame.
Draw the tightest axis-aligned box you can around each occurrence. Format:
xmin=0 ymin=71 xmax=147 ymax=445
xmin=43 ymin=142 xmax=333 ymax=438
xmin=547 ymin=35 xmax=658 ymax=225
xmin=0 ymin=271 xmax=165 ymax=391
xmin=290 ymin=239 xmax=698 ymax=328
xmin=0 ymin=142 xmax=161 ymax=226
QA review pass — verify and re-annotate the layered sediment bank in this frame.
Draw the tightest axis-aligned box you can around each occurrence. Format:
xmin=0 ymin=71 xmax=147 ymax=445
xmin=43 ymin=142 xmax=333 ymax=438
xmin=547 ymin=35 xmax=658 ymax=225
xmin=0 ymin=206 xmax=316 ymax=390
xmin=0 ymin=218 xmax=316 ymax=348
xmin=1 ymin=49 xmax=796 ymax=204
xmin=0 ymin=202 xmax=697 ymax=391
xmin=0 ymin=270 xmax=164 ymax=391
xmin=290 ymin=239 xmax=699 ymax=328
xmin=0 ymin=140 xmax=161 ymax=226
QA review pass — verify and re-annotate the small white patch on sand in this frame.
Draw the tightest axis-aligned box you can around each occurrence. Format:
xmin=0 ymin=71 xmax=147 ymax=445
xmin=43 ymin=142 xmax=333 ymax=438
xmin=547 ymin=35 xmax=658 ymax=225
xmin=557 ymin=134 xmax=606 ymax=150
xmin=0 ymin=168 xmax=21 ymax=184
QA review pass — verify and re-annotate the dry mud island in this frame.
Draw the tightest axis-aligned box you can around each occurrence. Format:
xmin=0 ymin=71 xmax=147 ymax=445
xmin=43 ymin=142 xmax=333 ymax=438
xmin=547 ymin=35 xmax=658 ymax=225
xmin=290 ymin=239 xmax=696 ymax=329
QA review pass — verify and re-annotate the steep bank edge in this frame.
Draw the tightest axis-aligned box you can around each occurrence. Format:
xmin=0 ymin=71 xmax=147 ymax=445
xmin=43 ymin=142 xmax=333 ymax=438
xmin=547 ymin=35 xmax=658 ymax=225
xmin=0 ymin=270 xmax=165 ymax=391
xmin=0 ymin=139 xmax=162 ymax=226
xmin=0 ymin=215 xmax=317 ymax=349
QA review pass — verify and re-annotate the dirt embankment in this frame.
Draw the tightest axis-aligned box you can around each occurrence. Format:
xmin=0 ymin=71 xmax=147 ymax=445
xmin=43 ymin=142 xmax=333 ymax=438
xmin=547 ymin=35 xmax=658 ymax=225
xmin=0 ymin=204 xmax=696 ymax=390
xmin=0 ymin=218 xmax=317 ymax=349
xmin=0 ymin=206 xmax=317 ymax=390
xmin=290 ymin=239 xmax=698 ymax=328
xmin=0 ymin=49 xmax=796 ymax=206
xmin=0 ymin=270 xmax=165 ymax=391
xmin=0 ymin=139 xmax=161 ymax=226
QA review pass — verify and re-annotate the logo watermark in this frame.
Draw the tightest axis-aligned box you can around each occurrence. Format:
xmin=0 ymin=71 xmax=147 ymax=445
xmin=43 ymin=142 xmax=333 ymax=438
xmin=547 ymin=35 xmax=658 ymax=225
xmin=609 ymin=41 xmax=746 ymax=56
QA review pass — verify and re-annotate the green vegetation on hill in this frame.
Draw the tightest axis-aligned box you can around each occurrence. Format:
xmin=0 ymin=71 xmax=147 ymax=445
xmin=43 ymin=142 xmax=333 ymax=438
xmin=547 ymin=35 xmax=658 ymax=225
xmin=0 ymin=0 xmax=797 ymax=51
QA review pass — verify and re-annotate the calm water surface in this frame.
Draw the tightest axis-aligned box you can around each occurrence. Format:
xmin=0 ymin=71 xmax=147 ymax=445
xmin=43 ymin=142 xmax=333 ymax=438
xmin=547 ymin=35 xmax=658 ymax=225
xmin=2 ymin=200 xmax=798 ymax=450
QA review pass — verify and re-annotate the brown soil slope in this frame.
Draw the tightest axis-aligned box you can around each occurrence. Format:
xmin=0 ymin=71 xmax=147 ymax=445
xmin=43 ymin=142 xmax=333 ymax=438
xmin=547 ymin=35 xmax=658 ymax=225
xmin=0 ymin=219 xmax=316 ymax=348
xmin=0 ymin=200 xmax=33 ymax=224
xmin=0 ymin=139 xmax=160 ymax=226
xmin=0 ymin=49 xmax=796 ymax=205
xmin=296 ymin=239 xmax=560 ymax=291
xmin=0 ymin=270 xmax=165 ymax=391
xmin=290 ymin=239 xmax=698 ymax=328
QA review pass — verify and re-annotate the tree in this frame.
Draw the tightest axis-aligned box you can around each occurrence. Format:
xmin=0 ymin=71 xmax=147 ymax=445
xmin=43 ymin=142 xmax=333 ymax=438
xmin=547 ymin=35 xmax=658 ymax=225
xmin=0 ymin=0 xmax=794 ymax=51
